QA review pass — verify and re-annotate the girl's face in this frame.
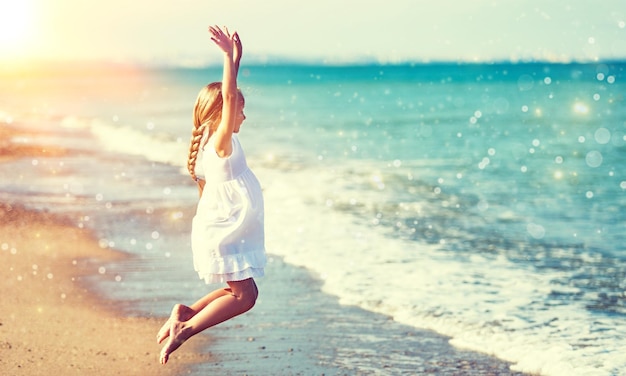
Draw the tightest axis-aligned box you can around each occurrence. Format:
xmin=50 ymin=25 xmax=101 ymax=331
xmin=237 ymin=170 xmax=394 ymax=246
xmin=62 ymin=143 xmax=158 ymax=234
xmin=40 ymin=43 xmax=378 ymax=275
xmin=233 ymin=100 xmax=246 ymax=133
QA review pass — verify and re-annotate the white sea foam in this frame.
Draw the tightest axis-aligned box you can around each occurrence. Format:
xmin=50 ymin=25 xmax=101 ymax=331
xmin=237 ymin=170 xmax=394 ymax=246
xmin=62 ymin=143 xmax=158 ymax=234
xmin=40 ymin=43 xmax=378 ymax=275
xmin=88 ymin=118 xmax=187 ymax=168
xmin=257 ymin=162 xmax=626 ymax=376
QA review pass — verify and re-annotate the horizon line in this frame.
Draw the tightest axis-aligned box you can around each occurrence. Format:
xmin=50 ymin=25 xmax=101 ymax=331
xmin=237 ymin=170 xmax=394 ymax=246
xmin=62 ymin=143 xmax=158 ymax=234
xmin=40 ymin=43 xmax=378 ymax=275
xmin=2 ymin=55 xmax=626 ymax=71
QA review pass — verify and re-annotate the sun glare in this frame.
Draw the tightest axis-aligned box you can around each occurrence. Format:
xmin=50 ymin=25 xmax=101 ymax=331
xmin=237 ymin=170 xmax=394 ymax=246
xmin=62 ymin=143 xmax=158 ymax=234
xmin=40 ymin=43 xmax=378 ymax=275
xmin=0 ymin=0 xmax=34 ymax=56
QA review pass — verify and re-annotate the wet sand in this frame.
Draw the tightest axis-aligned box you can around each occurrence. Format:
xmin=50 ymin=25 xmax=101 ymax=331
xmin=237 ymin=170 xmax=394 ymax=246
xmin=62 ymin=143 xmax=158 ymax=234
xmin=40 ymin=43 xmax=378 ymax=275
xmin=0 ymin=202 xmax=211 ymax=375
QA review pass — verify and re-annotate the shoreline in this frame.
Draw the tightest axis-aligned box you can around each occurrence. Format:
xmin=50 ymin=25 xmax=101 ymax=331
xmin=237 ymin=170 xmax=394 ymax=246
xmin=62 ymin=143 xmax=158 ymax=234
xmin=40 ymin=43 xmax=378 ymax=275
xmin=0 ymin=202 xmax=210 ymax=375
xmin=0 ymin=120 xmax=534 ymax=375
xmin=194 ymin=252 xmax=533 ymax=375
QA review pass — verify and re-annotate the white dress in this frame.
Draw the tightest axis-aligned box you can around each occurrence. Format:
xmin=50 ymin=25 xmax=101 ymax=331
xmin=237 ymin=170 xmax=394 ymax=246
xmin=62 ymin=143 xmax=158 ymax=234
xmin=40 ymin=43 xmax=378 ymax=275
xmin=192 ymin=134 xmax=266 ymax=284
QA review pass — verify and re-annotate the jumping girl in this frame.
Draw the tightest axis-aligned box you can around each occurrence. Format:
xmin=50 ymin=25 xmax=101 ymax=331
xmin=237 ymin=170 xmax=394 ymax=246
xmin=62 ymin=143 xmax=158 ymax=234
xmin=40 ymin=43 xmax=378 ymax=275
xmin=157 ymin=25 xmax=266 ymax=365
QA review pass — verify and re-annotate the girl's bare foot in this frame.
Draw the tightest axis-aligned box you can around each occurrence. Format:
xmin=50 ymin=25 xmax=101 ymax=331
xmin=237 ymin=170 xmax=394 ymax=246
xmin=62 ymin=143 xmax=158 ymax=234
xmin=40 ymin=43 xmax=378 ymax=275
xmin=156 ymin=304 xmax=195 ymax=344
xmin=156 ymin=319 xmax=171 ymax=344
xmin=159 ymin=304 xmax=193 ymax=365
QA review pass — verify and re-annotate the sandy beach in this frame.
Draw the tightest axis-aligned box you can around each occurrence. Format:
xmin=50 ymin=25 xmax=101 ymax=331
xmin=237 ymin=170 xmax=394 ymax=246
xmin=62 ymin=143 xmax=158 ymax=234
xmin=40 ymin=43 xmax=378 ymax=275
xmin=0 ymin=202 xmax=212 ymax=375
xmin=0 ymin=125 xmax=209 ymax=375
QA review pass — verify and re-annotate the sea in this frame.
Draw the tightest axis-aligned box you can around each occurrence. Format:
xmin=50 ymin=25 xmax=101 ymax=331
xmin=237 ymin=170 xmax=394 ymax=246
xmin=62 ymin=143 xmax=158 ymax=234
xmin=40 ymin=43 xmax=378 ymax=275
xmin=0 ymin=60 xmax=624 ymax=375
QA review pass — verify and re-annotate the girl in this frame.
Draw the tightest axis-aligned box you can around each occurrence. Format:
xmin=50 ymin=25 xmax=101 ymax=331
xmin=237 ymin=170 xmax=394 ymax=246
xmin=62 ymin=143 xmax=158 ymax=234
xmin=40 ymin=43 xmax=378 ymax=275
xmin=157 ymin=25 xmax=266 ymax=365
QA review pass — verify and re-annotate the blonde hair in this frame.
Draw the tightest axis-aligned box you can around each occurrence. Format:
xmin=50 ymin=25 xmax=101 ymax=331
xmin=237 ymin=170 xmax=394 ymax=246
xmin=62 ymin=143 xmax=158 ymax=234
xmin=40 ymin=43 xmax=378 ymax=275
xmin=187 ymin=82 xmax=244 ymax=181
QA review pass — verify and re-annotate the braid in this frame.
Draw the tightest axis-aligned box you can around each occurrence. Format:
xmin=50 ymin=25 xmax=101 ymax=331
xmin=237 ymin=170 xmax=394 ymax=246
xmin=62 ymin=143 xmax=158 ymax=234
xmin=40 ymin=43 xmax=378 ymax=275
xmin=187 ymin=122 xmax=206 ymax=181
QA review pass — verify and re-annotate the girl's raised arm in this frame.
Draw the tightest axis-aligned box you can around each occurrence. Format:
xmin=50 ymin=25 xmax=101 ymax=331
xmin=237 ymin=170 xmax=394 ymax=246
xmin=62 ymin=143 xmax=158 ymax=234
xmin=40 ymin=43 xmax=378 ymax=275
xmin=209 ymin=25 xmax=240 ymax=158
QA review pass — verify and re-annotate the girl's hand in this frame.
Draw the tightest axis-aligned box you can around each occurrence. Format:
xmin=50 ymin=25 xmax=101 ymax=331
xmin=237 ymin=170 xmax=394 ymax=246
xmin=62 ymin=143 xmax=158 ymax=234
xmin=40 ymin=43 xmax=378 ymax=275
xmin=209 ymin=25 xmax=235 ymax=56
xmin=233 ymin=32 xmax=243 ymax=70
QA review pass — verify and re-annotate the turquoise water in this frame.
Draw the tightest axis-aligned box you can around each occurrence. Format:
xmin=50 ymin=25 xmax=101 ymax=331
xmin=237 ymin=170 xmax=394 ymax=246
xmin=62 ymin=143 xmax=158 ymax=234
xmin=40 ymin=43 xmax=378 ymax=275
xmin=1 ymin=61 xmax=624 ymax=375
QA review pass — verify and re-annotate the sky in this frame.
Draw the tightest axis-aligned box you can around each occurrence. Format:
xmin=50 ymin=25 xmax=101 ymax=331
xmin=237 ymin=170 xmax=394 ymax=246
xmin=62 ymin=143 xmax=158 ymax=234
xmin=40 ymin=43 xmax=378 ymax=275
xmin=1 ymin=0 xmax=625 ymax=65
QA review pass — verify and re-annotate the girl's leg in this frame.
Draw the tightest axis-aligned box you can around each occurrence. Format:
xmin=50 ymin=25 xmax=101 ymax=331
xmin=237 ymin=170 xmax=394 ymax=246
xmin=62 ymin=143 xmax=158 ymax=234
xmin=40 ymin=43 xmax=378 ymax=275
xmin=157 ymin=287 xmax=233 ymax=344
xmin=159 ymin=278 xmax=258 ymax=365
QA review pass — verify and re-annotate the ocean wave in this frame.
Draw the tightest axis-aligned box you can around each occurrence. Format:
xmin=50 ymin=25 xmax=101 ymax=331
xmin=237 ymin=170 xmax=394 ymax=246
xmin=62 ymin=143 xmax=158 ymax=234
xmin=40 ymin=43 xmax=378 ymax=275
xmin=260 ymin=160 xmax=626 ymax=376
xmin=86 ymin=118 xmax=188 ymax=169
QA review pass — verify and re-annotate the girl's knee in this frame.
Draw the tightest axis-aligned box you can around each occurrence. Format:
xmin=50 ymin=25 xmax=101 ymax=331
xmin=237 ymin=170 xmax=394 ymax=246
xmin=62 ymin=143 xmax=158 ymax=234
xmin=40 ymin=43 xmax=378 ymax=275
xmin=243 ymin=280 xmax=258 ymax=310
xmin=228 ymin=278 xmax=258 ymax=311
